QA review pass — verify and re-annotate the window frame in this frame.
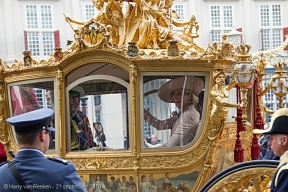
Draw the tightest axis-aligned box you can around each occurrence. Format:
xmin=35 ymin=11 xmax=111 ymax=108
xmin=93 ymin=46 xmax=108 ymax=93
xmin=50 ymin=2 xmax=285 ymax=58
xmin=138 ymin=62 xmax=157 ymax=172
xmin=24 ymin=3 xmax=55 ymax=58
xmin=140 ymin=71 xmax=209 ymax=151
xmin=210 ymin=5 xmax=234 ymax=42
xmin=259 ymin=3 xmax=283 ymax=50
xmin=66 ymin=75 xmax=131 ymax=152
xmin=83 ymin=3 xmax=98 ymax=21
xmin=7 ymin=77 xmax=58 ymax=153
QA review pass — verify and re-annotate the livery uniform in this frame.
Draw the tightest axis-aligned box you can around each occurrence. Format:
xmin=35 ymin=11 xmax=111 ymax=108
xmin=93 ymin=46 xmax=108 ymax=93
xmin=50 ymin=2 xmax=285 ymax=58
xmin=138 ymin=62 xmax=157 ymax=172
xmin=270 ymin=160 xmax=288 ymax=192
xmin=253 ymin=108 xmax=288 ymax=192
xmin=0 ymin=108 xmax=87 ymax=192
xmin=0 ymin=150 xmax=86 ymax=192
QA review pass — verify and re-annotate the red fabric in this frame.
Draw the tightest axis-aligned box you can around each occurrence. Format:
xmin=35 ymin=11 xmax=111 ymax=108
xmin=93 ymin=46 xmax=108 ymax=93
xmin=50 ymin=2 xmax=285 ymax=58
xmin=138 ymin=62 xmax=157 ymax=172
xmin=54 ymin=30 xmax=60 ymax=48
xmin=11 ymin=86 xmax=40 ymax=116
xmin=251 ymin=134 xmax=260 ymax=160
xmin=0 ymin=143 xmax=7 ymax=162
xmin=234 ymin=133 xmax=244 ymax=162
xmin=283 ymin=27 xmax=288 ymax=51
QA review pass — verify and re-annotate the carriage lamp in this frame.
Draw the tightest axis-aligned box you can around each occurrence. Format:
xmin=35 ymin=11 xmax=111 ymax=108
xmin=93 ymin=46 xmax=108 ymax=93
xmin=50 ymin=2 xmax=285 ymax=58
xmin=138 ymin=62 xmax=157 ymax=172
xmin=226 ymin=29 xmax=243 ymax=47
xmin=231 ymin=43 xmax=256 ymax=127
xmin=270 ymin=60 xmax=288 ymax=108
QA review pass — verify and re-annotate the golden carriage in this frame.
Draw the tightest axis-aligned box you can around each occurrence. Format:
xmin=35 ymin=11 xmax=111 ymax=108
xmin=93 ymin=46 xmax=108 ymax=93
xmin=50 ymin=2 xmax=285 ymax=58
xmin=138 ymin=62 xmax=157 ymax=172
xmin=1 ymin=0 xmax=288 ymax=191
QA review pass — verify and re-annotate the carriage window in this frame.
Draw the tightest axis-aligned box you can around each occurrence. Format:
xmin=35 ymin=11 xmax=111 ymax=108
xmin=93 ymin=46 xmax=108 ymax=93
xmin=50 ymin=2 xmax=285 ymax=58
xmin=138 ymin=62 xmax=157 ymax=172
xmin=142 ymin=74 xmax=206 ymax=148
xmin=8 ymin=79 xmax=56 ymax=152
xmin=67 ymin=78 xmax=129 ymax=152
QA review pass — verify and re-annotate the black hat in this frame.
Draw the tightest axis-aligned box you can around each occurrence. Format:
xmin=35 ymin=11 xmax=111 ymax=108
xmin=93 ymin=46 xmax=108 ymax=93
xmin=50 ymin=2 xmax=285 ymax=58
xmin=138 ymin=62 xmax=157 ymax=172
xmin=6 ymin=108 xmax=56 ymax=134
xmin=253 ymin=108 xmax=288 ymax=135
xmin=69 ymin=85 xmax=84 ymax=98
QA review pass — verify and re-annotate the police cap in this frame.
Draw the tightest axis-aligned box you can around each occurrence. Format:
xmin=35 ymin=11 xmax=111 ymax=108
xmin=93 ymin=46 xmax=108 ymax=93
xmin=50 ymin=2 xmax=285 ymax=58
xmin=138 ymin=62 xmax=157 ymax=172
xmin=253 ymin=108 xmax=288 ymax=135
xmin=6 ymin=108 xmax=56 ymax=134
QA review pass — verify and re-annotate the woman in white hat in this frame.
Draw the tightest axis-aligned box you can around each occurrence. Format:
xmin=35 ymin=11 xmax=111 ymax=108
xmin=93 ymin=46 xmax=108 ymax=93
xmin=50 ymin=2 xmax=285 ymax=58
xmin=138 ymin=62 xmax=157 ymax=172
xmin=144 ymin=76 xmax=204 ymax=147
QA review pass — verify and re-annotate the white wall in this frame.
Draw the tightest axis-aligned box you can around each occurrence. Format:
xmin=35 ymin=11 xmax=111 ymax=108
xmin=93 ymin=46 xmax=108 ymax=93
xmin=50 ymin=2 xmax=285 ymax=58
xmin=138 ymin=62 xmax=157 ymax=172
xmin=0 ymin=0 xmax=287 ymax=61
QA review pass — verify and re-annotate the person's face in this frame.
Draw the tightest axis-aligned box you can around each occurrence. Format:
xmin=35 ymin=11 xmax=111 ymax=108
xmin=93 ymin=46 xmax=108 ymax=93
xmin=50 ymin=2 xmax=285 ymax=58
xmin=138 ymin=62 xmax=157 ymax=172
xmin=96 ymin=175 xmax=100 ymax=180
xmin=93 ymin=0 xmax=104 ymax=10
xmin=151 ymin=135 xmax=157 ymax=144
xmin=171 ymin=89 xmax=191 ymax=109
xmin=269 ymin=134 xmax=287 ymax=156
xmin=69 ymin=96 xmax=79 ymax=114
xmin=216 ymin=74 xmax=226 ymax=86
xmin=43 ymin=130 xmax=51 ymax=153
xmin=122 ymin=176 xmax=126 ymax=181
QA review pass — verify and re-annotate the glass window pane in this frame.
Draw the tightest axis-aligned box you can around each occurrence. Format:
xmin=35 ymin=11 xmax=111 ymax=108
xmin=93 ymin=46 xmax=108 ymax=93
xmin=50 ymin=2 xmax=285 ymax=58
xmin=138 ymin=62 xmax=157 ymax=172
xmin=212 ymin=30 xmax=221 ymax=42
xmin=85 ymin=4 xmax=97 ymax=21
xmin=173 ymin=4 xmax=184 ymax=21
xmin=143 ymin=75 xmax=205 ymax=148
xmin=40 ymin=5 xmax=53 ymax=29
xmin=272 ymin=29 xmax=281 ymax=48
xmin=42 ymin=32 xmax=54 ymax=56
xmin=260 ymin=5 xmax=270 ymax=27
xmin=68 ymin=80 xmax=129 ymax=151
xmin=9 ymin=80 xmax=56 ymax=152
xmin=272 ymin=4 xmax=281 ymax=27
xmin=211 ymin=6 xmax=221 ymax=28
xmin=262 ymin=29 xmax=270 ymax=50
xmin=223 ymin=6 xmax=233 ymax=28
xmin=27 ymin=32 xmax=40 ymax=56
xmin=26 ymin=4 xmax=38 ymax=29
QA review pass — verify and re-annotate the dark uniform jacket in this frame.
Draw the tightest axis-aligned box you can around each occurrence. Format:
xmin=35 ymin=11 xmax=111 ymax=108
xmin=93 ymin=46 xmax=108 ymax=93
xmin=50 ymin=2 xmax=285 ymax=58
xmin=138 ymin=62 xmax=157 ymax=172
xmin=0 ymin=149 xmax=87 ymax=192
xmin=270 ymin=161 xmax=288 ymax=192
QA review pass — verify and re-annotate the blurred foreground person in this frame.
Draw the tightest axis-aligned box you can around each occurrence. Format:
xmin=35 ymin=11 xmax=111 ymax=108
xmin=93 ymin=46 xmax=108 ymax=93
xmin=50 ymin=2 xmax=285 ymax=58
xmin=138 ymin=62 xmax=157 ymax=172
xmin=0 ymin=108 xmax=86 ymax=192
xmin=253 ymin=108 xmax=288 ymax=192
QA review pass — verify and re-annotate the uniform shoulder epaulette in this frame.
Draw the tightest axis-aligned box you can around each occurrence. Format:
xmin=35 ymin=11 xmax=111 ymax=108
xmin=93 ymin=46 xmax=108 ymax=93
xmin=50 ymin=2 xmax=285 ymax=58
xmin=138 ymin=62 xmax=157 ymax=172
xmin=47 ymin=157 xmax=69 ymax=165
xmin=275 ymin=162 xmax=288 ymax=187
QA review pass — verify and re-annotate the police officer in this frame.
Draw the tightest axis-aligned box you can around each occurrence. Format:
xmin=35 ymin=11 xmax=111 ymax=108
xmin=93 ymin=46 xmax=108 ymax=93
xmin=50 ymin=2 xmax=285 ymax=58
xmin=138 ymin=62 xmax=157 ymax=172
xmin=0 ymin=108 xmax=87 ymax=192
xmin=253 ymin=108 xmax=288 ymax=192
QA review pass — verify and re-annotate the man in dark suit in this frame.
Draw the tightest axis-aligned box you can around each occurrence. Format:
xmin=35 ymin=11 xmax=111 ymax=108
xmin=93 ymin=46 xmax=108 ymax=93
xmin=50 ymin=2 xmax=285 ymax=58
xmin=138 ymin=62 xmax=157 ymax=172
xmin=253 ymin=108 xmax=288 ymax=192
xmin=0 ymin=108 xmax=86 ymax=192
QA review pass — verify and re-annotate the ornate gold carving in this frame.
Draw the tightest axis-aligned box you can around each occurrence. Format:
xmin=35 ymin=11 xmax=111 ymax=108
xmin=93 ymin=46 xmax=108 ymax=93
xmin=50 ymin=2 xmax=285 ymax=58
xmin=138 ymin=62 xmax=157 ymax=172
xmin=207 ymin=167 xmax=275 ymax=192
xmin=56 ymin=68 xmax=64 ymax=158
xmin=209 ymin=69 xmax=240 ymax=139
xmin=0 ymin=82 xmax=8 ymax=145
xmin=139 ymin=139 xmax=208 ymax=168
xmin=129 ymin=63 xmax=137 ymax=157
xmin=67 ymin=157 xmax=133 ymax=169
xmin=0 ymin=82 xmax=18 ymax=161
xmin=63 ymin=0 xmax=204 ymax=55
xmin=2 ymin=1 xmax=288 ymax=191
xmin=2 ymin=55 xmax=57 ymax=72
xmin=54 ymin=48 xmax=64 ymax=62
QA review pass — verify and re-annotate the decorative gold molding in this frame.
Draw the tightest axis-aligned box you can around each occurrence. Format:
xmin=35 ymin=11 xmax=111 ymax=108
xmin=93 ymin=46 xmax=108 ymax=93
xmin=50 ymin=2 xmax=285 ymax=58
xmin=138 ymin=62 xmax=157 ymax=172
xmin=207 ymin=167 xmax=275 ymax=192
xmin=56 ymin=68 xmax=64 ymax=158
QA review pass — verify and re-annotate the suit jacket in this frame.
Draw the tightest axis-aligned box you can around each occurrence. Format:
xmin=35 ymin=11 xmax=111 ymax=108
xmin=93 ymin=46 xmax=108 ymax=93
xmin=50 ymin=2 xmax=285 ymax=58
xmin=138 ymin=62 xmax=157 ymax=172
xmin=0 ymin=149 xmax=87 ymax=192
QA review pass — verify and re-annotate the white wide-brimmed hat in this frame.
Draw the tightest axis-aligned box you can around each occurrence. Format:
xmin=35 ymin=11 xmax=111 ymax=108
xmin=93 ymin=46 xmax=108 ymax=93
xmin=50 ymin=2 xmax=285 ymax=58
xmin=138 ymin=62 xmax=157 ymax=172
xmin=158 ymin=76 xmax=204 ymax=103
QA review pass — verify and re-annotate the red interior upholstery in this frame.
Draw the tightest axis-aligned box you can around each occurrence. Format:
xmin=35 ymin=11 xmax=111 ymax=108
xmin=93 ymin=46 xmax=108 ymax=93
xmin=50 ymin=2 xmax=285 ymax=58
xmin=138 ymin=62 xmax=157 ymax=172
xmin=0 ymin=143 xmax=7 ymax=162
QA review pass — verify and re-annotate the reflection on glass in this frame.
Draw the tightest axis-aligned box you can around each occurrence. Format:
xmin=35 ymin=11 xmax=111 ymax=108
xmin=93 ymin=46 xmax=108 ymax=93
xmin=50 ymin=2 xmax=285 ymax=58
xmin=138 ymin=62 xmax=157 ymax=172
xmin=143 ymin=75 xmax=205 ymax=148
xmin=9 ymin=81 xmax=55 ymax=150
xmin=68 ymin=79 xmax=129 ymax=151
xmin=69 ymin=86 xmax=96 ymax=150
